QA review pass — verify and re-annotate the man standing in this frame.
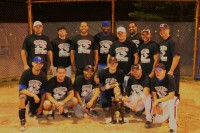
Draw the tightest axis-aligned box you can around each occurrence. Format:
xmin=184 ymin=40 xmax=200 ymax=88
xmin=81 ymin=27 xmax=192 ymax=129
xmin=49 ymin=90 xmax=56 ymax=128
xmin=94 ymin=21 xmax=118 ymax=70
xmin=151 ymin=63 xmax=179 ymax=133
xmin=43 ymin=66 xmax=78 ymax=119
xmin=71 ymin=22 xmax=98 ymax=77
xmin=74 ymin=65 xmax=100 ymax=118
xmin=108 ymin=26 xmax=139 ymax=90
xmin=21 ymin=21 xmax=53 ymax=74
xmin=159 ymin=23 xmax=180 ymax=96
xmin=127 ymin=22 xmax=143 ymax=53
xmin=140 ymin=29 xmax=160 ymax=78
xmin=51 ymin=26 xmax=72 ymax=77
xmin=123 ymin=64 xmax=152 ymax=128
xmin=18 ymin=56 xmax=47 ymax=131
xmin=98 ymin=57 xmax=124 ymax=111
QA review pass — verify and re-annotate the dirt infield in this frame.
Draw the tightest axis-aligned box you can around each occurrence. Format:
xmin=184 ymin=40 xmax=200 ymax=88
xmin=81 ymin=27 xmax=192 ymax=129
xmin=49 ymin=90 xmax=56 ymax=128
xmin=0 ymin=77 xmax=200 ymax=133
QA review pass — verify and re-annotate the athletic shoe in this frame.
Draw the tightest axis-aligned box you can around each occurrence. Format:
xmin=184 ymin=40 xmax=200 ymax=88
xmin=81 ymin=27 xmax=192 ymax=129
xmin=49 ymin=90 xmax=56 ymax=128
xmin=145 ymin=121 xmax=152 ymax=128
xmin=36 ymin=113 xmax=43 ymax=119
xmin=135 ymin=108 xmax=145 ymax=116
xmin=88 ymin=110 xmax=98 ymax=117
xmin=62 ymin=112 xmax=72 ymax=118
xmin=47 ymin=113 xmax=54 ymax=120
xmin=28 ymin=110 xmax=35 ymax=117
xmin=169 ymin=129 xmax=176 ymax=133
xmin=125 ymin=107 xmax=131 ymax=113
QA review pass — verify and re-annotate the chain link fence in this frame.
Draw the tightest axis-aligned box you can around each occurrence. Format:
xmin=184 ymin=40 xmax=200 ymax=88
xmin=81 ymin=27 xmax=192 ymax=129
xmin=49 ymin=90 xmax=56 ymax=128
xmin=0 ymin=0 xmax=197 ymax=79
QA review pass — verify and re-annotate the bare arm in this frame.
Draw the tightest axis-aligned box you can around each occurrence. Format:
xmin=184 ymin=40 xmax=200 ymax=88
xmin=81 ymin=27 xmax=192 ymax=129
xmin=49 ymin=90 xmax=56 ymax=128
xmin=133 ymin=52 xmax=139 ymax=64
xmin=70 ymin=50 xmax=76 ymax=73
xmin=21 ymin=50 xmax=29 ymax=70
xmin=93 ymin=50 xmax=98 ymax=72
xmin=168 ymin=55 xmax=180 ymax=75
xmin=20 ymin=89 xmax=40 ymax=103
xmin=47 ymin=50 xmax=53 ymax=74
xmin=149 ymin=53 xmax=160 ymax=78
xmin=75 ymin=91 xmax=83 ymax=105
xmin=62 ymin=90 xmax=74 ymax=104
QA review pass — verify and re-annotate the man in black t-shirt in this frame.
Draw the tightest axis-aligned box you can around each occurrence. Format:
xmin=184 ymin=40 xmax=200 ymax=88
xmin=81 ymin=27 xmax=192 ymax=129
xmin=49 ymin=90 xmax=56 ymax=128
xmin=21 ymin=21 xmax=53 ymax=75
xmin=151 ymin=63 xmax=179 ymax=133
xmin=71 ymin=22 xmax=98 ymax=77
xmin=123 ymin=64 xmax=152 ymax=128
xmin=51 ymin=26 xmax=72 ymax=78
xmin=127 ymin=22 xmax=143 ymax=53
xmin=108 ymin=26 xmax=139 ymax=91
xmin=18 ymin=56 xmax=47 ymax=131
xmin=140 ymin=29 xmax=160 ymax=78
xmin=43 ymin=66 xmax=78 ymax=119
xmin=94 ymin=21 xmax=118 ymax=70
xmin=73 ymin=65 xmax=100 ymax=118
xmin=98 ymin=57 xmax=124 ymax=111
xmin=159 ymin=23 xmax=180 ymax=96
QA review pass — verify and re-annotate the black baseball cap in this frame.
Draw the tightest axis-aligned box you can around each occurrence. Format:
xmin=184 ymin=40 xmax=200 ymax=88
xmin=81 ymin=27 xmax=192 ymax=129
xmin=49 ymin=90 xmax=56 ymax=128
xmin=155 ymin=63 xmax=166 ymax=70
xmin=131 ymin=64 xmax=142 ymax=70
xmin=109 ymin=57 xmax=118 ymax=63
xmin=84 ymin=65 xmax=94 ymax=72
xmin=57 ymin=26 xmax=67 ymax=31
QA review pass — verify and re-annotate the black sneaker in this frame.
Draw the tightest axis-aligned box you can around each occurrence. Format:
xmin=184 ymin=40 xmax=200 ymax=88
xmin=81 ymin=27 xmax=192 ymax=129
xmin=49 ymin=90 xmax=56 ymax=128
xmin=47 ymin=113 xmax=54 ymax=120
xmin=169 ymin=129 xmax=176 ymax=133
xmin=88 ymin=110 xmax=98 ymax=117
xmin=62 ymin=112 xmax=72 ymax=118
xmin=135 ymin=108 xmax=145 ymax=116
xmin=145 ymin=121 xmax=152 ymax=128
xmin=28 ymin=110 xmax=35 ymax=117
xmin=20 ymin=119 xmax=26 ymax=131
xmin=125 ymin=107 xmax=131 ymax=114
xmin=36 ymin=113 xmax=43 ymax=119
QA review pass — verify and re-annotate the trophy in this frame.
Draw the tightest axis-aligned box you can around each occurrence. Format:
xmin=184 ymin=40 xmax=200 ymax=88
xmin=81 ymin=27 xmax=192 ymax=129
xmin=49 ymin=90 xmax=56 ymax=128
xmin=110 ymin=85 xmax=125 ymax=124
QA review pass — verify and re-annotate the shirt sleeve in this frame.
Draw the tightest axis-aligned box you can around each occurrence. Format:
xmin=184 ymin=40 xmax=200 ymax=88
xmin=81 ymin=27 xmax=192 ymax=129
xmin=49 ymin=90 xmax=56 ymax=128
xmin=170 ymin=38 xmax=180 ymax=57
xmin=22 ymin=36 xmax=29 ymax=50
xmin=73 ymin=76 xmax=81 ymax=92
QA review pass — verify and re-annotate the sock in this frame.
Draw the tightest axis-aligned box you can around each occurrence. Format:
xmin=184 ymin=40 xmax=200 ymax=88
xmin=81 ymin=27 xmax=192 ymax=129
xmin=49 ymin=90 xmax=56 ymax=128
xmin=19 ymin=108 xmax=26 ymax=121
xmin=64 ymin=109 xmax=68 ymax=113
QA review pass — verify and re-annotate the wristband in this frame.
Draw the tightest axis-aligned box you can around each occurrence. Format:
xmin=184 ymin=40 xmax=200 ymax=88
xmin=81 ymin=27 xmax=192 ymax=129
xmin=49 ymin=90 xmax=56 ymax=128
xmin=105 ymin=84 xmax=110 ymax=90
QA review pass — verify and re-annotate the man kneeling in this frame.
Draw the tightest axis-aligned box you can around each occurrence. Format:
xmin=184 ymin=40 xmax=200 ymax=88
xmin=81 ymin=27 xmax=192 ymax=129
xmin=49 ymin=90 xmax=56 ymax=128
xmin=43 ymin=66 xmax=78 ymax=119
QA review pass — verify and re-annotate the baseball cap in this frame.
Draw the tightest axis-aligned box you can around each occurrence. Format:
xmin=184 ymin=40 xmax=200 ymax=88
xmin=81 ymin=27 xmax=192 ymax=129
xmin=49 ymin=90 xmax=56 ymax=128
xmin=160 ymin=23 xmax=170 ymax=29
xmin=84 ymin=65 xmax=94 ymax=72
xmin=117 ymin=26 xmax=126 ymax=32
xmin=131 ymin=64 xmax=142 ymax=70
xmin=33 ymin=21 xmax=43 ymax=27
xmin=102 ymin=21 xmax=110 ymax=27
xmin=57 ymin=25 xmax=67 ymax=31
xmin=141 ymin=28 xmax=151 ymax=34
xmin=155 ymin=63 xmax=166 ymax=70
xmin=33 ymin=56 xmax=44 ymax=63
xmin=109 ymin=57 xmax=118 ymax=63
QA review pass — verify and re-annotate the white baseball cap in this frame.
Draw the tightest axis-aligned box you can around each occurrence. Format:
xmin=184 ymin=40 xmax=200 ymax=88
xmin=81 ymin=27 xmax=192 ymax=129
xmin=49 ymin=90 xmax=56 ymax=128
xmin=33 ymin=21 xmax=43 ymax=27
xmin=117 ymin=26 xmax=126 ymax=33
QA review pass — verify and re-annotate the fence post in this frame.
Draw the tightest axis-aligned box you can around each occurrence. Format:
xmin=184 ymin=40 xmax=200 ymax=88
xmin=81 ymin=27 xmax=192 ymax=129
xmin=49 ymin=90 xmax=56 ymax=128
xmin=27 ymin=0 xmax=33 ymax=35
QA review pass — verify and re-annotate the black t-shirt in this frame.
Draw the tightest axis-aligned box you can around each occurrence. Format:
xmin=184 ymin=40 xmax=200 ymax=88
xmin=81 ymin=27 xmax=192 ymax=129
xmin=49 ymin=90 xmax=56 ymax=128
xmin=98 ymin=68 xmax=124 ymax=99
xmin=22 ymin=34 xmax=52 ymax=70
xmin=19 ymin=69 xmax=47 ymax=95
xmin=159 ymin=36 xmax=180 ymax=73
xmin=46 ymin=76 xmax=73 ymax=101
xmin=71 ymin=34 xmax=98 ymax=69
xmin=109 ymin=39 xmax=138 ymax=75
xmin=94 ymin=32 xmax=118 ymax=64
xmin=125 ymin=74 xmax=150 ymax=96
xmin=140 ymin=41 xmax=160 ymax=75
xmin=51 ymin=37 xmax=72 ymax=67
xmin=127 ymin=33 xmax=143 ymax=53
xmin=74 ymin=75 xmax=98 ymax=97
xmin=151 ymin=74 xmax=178 ymax=98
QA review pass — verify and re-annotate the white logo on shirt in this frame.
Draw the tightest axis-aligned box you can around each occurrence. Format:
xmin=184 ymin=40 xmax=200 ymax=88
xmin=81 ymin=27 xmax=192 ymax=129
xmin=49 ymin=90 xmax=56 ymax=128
xmin=58 ymin=43 xmax=70 ymax=57
xmin=131 ymin=84 xmax=143 ymax=96
xmin=132 ymin=40 xmax=140 ymax=47
xmin=34 ymin=40 xmax=47 ymax=54
xmin=105 ymin=78 xmax=117 ymax=85
xmin=27 ymin=80 xmax=42 ymax=94
xmin=141 ymin=49 xmax=150 ymax=63
xmin=53 ymin=87 xmax=68 ymax=100
xmin=81 ymin=85 xmax=92 ymax=97
xmin=100 ymin=40 xmax=112 ymax=54
xmin=115 ymin=47 xmax=128 ymax=62
xmin=77 ymin=40 xmax=91 ymax=54
xmin=160 ymin=46 xmax=168 ymax=61
xmin=155 ymin=86 xmax=168 ymax=98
